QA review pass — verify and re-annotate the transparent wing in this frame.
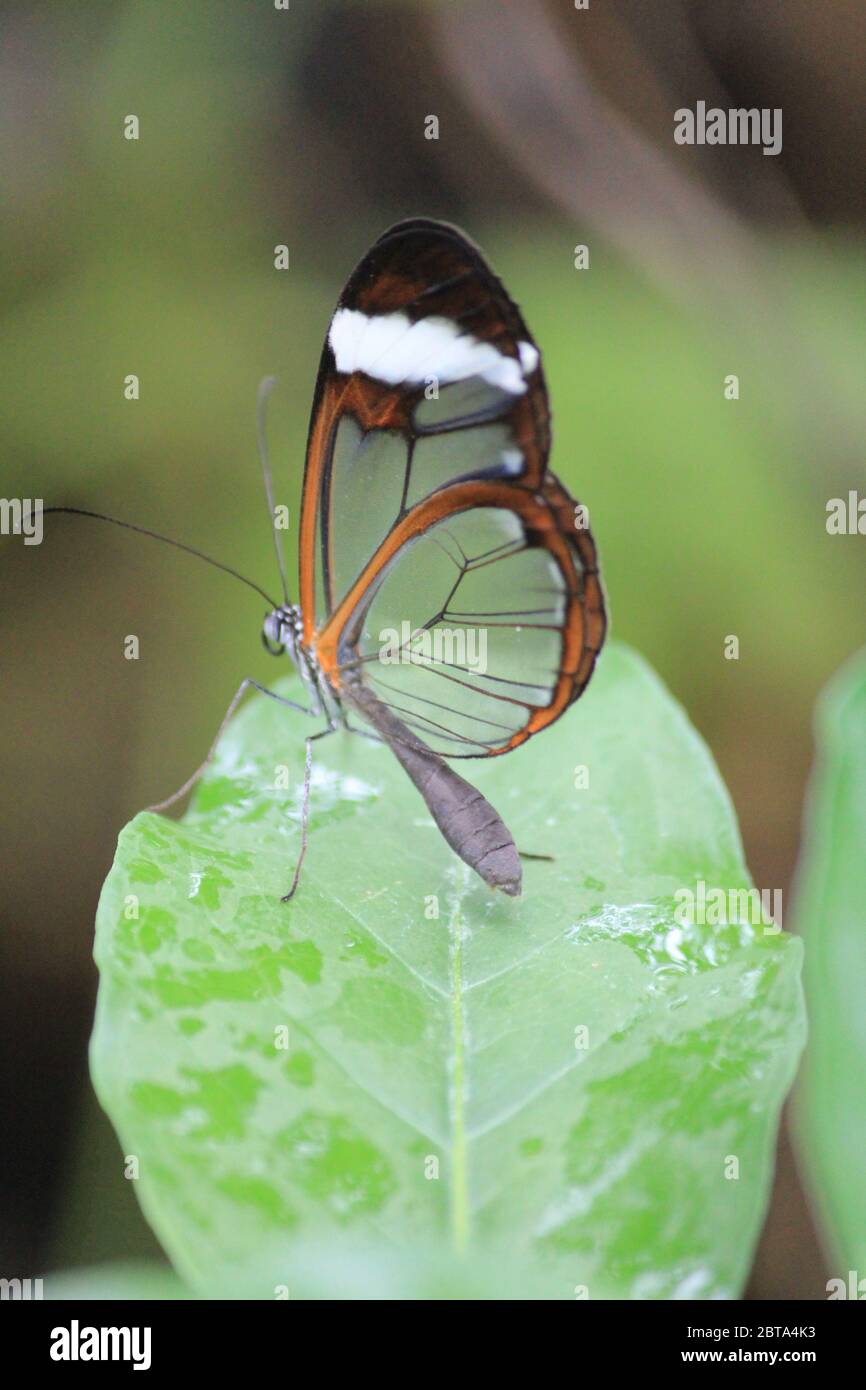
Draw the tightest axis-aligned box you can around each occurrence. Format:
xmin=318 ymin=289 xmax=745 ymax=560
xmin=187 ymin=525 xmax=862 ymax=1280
xmin=322 ymin=405 xmax=535 ymax=621
xmin=320 ymin=481 xmax=604 ymax=757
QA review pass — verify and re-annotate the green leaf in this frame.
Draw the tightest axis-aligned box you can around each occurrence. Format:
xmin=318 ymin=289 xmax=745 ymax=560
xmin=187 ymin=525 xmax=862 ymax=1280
xmin=91 ymin=643 xmax=804 ymax=1299
xmin=44 ymin=1263 xmax=192 ymax=1301
xmin=793 ymin=648 xmax=866 ymax=1274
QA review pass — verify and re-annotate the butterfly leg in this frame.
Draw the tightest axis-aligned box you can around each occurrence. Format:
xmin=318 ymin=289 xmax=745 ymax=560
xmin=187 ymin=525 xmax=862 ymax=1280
xmin=281 ymin=726 xmax=337 ymax=902
xmin=341 ymin=719 xmax=384 ymax=745
xmin=146 ymin=678 xmax=319 ymax=813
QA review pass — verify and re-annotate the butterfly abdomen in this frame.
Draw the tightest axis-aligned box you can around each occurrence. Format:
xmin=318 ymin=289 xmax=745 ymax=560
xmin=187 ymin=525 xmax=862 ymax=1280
xmin=345 ymin=683 xmax=521 ymax=897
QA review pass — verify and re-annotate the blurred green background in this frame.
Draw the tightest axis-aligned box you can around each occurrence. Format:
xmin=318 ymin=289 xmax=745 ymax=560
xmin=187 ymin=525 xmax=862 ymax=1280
xmin=1 ymin=0 xmax=864 ymax=1296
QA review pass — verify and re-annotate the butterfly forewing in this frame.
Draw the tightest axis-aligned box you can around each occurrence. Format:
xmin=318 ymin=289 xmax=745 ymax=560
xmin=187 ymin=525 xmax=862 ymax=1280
xmin=300 ymin=222 xmax=547 ymax=620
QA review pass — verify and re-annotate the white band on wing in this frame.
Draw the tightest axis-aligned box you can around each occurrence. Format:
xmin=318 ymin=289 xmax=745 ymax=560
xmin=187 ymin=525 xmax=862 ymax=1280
xmin=329 ymin=308 xmax=539 ymax=396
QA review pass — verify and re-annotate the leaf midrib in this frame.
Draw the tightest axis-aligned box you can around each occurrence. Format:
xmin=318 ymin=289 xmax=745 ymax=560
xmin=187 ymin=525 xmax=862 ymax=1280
xmin=448 ymin=874 xmax=469 ymax=1254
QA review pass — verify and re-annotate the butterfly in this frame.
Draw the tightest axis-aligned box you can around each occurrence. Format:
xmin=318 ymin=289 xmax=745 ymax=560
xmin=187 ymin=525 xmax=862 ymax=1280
xmin=260 ymin=218 xmax=606 ymax=898
xmin=45 ymin=219 xmax=606 ymax=900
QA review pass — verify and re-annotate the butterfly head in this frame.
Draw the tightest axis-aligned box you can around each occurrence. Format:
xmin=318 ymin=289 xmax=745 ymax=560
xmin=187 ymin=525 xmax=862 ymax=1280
xmin=262 ymin=603 xmax=302 ymax=660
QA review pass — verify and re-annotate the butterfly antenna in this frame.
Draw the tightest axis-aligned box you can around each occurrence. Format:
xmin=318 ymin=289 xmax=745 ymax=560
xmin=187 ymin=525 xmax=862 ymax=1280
xmin=41 ymin=507 xmax=280 ymax=609
xmin=256 ymin=375 xmax=291 ymax=606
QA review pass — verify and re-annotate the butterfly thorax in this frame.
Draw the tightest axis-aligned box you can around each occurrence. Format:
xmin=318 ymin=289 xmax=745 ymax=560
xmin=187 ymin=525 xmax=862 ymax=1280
xmin=262 ymin=603 xmax=343 ymax=726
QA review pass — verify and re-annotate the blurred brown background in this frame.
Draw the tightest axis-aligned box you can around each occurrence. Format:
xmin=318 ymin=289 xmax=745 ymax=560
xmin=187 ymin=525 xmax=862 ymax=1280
xmin=2 ymin=0 xmax=865 ymax=1296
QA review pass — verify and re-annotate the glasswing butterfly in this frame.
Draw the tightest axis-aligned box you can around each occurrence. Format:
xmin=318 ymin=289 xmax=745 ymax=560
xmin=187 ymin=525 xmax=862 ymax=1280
xmin=45 ymin=219 xmax=606 ymax=899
